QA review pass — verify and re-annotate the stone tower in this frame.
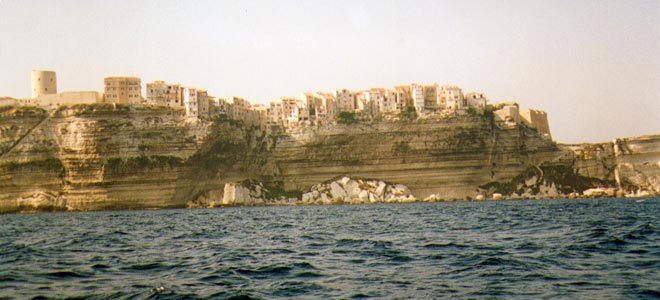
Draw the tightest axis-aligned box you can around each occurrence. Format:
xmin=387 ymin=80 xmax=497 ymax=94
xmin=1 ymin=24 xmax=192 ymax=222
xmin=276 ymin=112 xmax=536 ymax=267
xmin=31 ymin=70 xmax=57 ymax=99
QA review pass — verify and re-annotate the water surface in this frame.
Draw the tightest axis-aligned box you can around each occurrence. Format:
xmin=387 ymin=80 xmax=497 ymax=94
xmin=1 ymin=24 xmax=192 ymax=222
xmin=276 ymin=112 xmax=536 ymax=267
xmin=1 ymin=198 xmax=659 ymax=299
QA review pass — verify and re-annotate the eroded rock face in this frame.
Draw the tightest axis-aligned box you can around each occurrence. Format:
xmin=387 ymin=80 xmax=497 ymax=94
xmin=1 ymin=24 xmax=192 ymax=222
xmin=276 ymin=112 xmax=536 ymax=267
xmin=0 ymin=104 xmax=216 ymax=213
xmin=568 ymin=135 xmax=660 ymax=197
xmin=1 ymin=104 xmax=658 ymax=213
xmin=266 ymin=114 xmax=562 ymax=200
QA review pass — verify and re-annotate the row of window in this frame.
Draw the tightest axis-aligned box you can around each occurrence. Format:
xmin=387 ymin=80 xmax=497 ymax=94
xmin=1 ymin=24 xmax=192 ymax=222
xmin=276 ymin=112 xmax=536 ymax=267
xmin=106 ymin=87 xmax=138 ymax=91
xmin=105 ymin=94 xmax=140 ymax=98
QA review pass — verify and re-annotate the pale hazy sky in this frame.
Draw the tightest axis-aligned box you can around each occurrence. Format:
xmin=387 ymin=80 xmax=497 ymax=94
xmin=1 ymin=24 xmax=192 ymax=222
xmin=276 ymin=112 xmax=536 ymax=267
xmin=1 ymin=0 xmax=659 ymax=143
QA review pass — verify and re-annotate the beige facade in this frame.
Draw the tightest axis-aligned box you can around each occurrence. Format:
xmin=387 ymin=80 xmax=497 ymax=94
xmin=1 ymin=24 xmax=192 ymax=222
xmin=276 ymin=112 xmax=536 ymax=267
xmin=31 ymin=70 xmax=57 ymax=99
xmin=246 ymin=104 xmax=268 ymax=128
xmin=365 ymin=89 xmax=383 ymax=115
xmin=365 ymin=88 xmax=400 ymax=114
xmin=212 ymin=98 xmax=230 ymax=116
xmin=197 ymin=90 xmax=210 ymax=119
xmin=281 ymin=97 xmax=300 ymax=126
xmin=423 ymin=84 xmax=439 ymax=110
xmin=353 ymin=91 xmax=367 ymax=112
xmin=20 ymin=91 xmax=103 ymax=107
xmin=227 ymin=96 xmax=250 ymax=122
xmin=334 ymin=89 xmax=354 ymax=113
xmin=520 ymin=109 xmax=552 ymax=140
xmin=441 ymin=85 xmax=464 ymax=110
xmin=395 ymin=85 xmax=413 ymax=109
xmin=268 ymin=101 xmax=283 ymax=125
xmin=104 ymin=77 xmax=142 ymax=104
xmin=465 ymin=92 xmax=488 ymax=111
xmin=146 ymin=80 xmax=182 ymax=107
xmin=383 ymin=89 xmax=399 ymax=112
xmin=303 ymin=92 xmax=327 ymax=121
xmin=316 ymin=92 xmax=337 ymax=120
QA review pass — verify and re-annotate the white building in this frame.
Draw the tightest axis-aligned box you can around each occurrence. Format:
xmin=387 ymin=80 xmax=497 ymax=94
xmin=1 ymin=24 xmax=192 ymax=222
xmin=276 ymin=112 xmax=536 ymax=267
xmin=183 ymin=87 xmax=198 ymax=120
xmin=411 ymin=83 xmax=425 ymax=112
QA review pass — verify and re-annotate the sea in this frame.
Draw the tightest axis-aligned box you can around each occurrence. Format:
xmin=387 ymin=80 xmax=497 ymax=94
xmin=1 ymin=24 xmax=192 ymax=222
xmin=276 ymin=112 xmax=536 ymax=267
xmin=1 ymin=198 xmax=659 ymax=299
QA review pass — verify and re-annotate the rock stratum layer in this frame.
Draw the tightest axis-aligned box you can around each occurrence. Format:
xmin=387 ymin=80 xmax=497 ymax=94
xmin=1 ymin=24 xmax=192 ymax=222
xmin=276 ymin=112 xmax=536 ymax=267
xmin=1 ymin=104 xmax=658 ymax=213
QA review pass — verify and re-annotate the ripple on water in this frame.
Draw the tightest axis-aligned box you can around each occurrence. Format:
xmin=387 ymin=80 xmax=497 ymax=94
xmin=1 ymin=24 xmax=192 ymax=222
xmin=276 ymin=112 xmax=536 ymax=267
xmin=0 ymin=198 xmax=659 ymax=299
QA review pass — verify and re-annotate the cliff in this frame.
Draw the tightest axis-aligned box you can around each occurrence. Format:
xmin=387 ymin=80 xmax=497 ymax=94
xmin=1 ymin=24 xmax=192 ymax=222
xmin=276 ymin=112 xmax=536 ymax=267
xmin=0 ymin=104 xmax=210 ymax=213
xmin=567 ymin=135 xmax=660 ymax=196
xmin=1 ymin=104 xmax=658 ymax=213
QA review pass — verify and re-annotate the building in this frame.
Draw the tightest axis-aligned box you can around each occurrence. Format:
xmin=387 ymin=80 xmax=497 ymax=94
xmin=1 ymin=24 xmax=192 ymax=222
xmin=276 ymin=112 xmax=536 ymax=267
xmin=253 ymin=104 xmax=269 ymax=127
xmin=382 ymin=89 xmax=399 ymax=112
xmin=302 ymin=92 xmax=327 ymax=121
xmin=227 ymin=96 xmax=250 ymax=122
xmin=411 ymin=83 xmax=425 ymax=112
xmin=297 ymin=99 xmax=309 ymax=122
xmin=316 ymin=92 xmax=337 ymax=121
xmin=394 ymin=85 xmax=413 ymax=110
xmin=27 ymin=91 xmax=102 ymax=107
xmin=196 ymin=90 xmax=210 ymax=119
xmin=465 ymin=92 xmax=488 ymax=112
xmin=104 ymin=76 xmax=142 ymax=104
xmin=441 ymin=85 xmax=464 ymax=110
xmin=423 ymin=84 xmax=439 ymax=110
xmin=281 ymin=97 xmax=301 ymax=126
xmin=212 ymin=97 xmax=230 ymax=116
xmin=334 ymin=89 xmax=354 ymax=113
xmin=364 ymin=89 xmax=384 ymax=115
xmin=267 ymin=101 xmax=283 ymax=125
xmin=182 ymin=87 xmax=198 ymax=120
xmin=31 ymin=70 xmax=57 ymax=99
xmin=246 ymin=104 xmax=268 ymax=128
xmin=24 ymin=70 xmax=102 ymax=107
xmin=353 ymin=91 xmax=368 ymax=112
xmin=146 ymin=80 xmax=182 ymax=107
xmin=520 ymin=109 xmax=552 ymax=140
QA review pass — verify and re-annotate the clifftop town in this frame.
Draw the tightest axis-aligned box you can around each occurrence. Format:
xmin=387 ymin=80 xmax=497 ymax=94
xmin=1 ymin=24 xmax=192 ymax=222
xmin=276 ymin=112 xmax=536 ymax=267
xmin=0 ymin=70 xmax=657 ymax=213
xmin=3 ymin=70 xmax=552 ymax=140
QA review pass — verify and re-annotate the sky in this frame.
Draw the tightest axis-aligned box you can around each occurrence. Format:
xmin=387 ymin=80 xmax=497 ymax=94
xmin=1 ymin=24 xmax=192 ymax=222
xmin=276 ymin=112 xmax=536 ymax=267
xmin=0 ymin=0 xmax=658 ymax=143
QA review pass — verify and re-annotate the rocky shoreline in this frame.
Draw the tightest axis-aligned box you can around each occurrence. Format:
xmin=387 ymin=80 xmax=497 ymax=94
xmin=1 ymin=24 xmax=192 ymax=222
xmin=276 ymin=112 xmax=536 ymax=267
xmin=190 ymin=176 xmax=659 ymax=209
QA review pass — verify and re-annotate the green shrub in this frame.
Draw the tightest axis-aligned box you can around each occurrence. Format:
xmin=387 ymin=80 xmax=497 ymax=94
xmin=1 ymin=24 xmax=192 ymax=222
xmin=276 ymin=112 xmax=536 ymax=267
xmin=400 ymin=106 xmax=418 ymax=120
xmin=337 ymin=112 xmax=357 ymax=124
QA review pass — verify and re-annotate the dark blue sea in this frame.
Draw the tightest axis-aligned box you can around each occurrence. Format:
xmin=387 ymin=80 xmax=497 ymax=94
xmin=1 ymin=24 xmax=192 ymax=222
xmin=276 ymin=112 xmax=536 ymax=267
xmin=1 ymin=198 xmax=660 ymax=299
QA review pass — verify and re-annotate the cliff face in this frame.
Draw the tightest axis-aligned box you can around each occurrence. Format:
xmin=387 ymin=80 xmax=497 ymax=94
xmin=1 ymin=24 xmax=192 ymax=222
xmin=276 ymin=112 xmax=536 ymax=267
xmin=262 ymin=115 xmax=563 ymax=199
xmin=0 ymin=104 xmax=211 ymax=213
xmin=1 ymin=104 xmax=657 ymax=213
xmin=567 ymin=135 xmax=660 ymax=195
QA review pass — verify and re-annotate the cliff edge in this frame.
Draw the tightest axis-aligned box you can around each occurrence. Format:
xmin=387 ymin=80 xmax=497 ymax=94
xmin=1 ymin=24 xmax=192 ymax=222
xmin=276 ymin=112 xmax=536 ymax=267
xmin=0 ymin=104 xmax=658 ymax=213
